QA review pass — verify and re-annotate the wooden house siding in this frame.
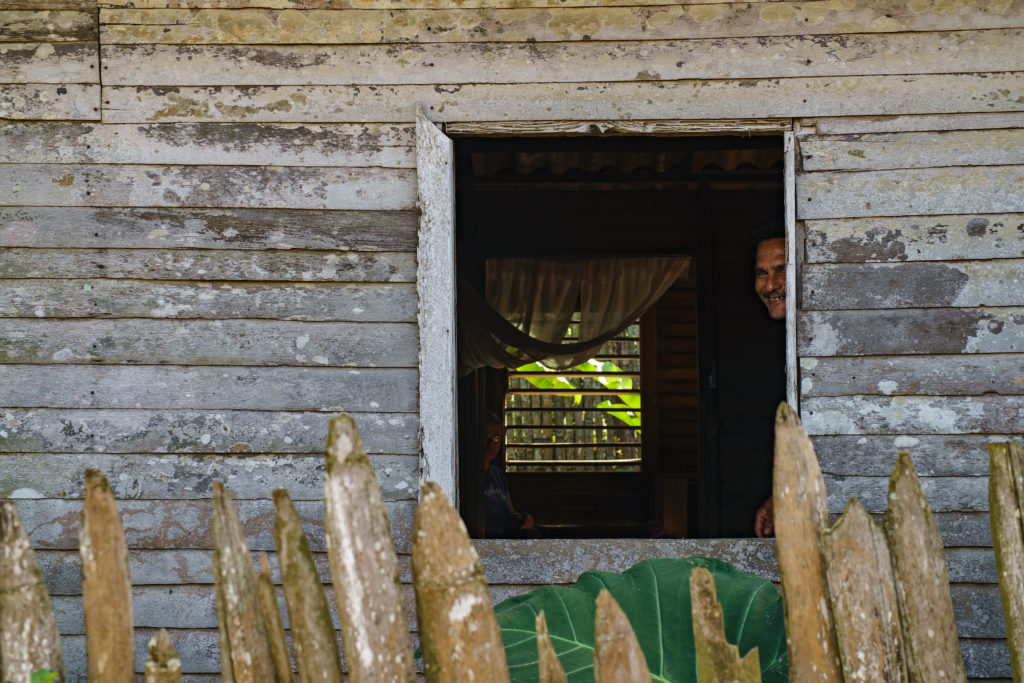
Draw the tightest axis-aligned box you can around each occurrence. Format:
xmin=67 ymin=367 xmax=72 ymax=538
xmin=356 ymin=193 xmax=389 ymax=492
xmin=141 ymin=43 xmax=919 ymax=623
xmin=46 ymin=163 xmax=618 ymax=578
xmin=1 ymin=0 xmax=1020 ymax=677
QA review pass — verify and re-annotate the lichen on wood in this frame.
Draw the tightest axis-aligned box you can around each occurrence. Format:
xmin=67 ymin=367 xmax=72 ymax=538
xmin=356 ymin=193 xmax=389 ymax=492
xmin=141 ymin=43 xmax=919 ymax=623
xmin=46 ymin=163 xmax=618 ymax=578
xmin=989 ymin=441 xmax=1024 ymax=681
xmin=256 ymin=552 xmax=293 ymax=683
xmin=690 ymin=566 xmax=760 ymax=683
xmin=593 ymin=589 xmax=649 ymax=683
xmin=144 ymin=629 xmax=182 ymax=683
xmin=535 ymin=611 xmax=567 ymax=683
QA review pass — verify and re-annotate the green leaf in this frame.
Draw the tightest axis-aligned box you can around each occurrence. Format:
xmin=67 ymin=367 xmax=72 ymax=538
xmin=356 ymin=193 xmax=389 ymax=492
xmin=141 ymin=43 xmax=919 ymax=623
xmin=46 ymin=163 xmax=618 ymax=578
xmin=495 ymin=557 xmax=787 ymax=682
xmin=30 ymin=671 xmax=57 ymax=683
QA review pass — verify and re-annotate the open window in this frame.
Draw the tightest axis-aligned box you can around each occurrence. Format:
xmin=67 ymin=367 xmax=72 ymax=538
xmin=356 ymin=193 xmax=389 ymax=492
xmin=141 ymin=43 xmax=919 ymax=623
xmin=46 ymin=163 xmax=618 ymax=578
xmin=416 ymin=111 xmax=794 ymax=541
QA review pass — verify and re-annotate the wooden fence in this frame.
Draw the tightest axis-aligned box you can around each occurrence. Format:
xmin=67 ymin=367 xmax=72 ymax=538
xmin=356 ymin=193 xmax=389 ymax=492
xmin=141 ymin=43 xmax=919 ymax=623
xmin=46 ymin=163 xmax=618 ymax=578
xmin=1 ymin=408 xmax=1022 ymax=681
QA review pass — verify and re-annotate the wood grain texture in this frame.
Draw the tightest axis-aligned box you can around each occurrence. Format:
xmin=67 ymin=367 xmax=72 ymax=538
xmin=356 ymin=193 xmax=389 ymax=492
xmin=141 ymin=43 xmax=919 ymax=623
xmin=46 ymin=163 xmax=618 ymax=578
xmin=798 ymin=165 xmax=1024 ymax=220
xmin=1 ymin=279 xmax=416 ymax=321
xmin=801 ymin=129 xmax=1024 ymax=172
xmin=0 ymin=42 xmax=97 ymax=83
xmin=806 ymin=112 xmax=1024 ymax=135
xmin=884 ymin=452 xmax=967 ymax=682
xmin=0 ymin=83 xmax=99 ymax=119
xmin=97 ymin=3 xmax=1024 ymax=45
xmin=0 ymin=0 xmax=95 ymax=9
xmin=804 ymin=214 xmax=1024 ymax=264
xmin=256 ymin=553 xmax=292 ymax=683
xmin=95 ymin=0 xmax=811 ymax=8
xmin=593 ymin=589 xmax=650 ymax=683
xmin=690 ymin=566 xmax=760 ymax=683
xmin=0 ymin=9 xmax=96 ymax=41
xmin=0 ymin=121 xmax=415 ymax=166
xmin=323 ymin=415 xmax=415 ymax=682
xmin=445 ymin=118 xmax=788 ymax=136
xmin=824 ymin=474 xmax=988 ymax=514
xmin=802 ymin=396 xmax=1024 ymax=435
xmin=0 ymin=453 xmax=418 ymax=501
xmin=0 ymin=164 xmax=416 ymax=211
xmin=535 ymin=612 xmax=568 ymax=683
xmin=0 ymin=319 xmax=418 ymax=366
xmin=101 ymin=73 xmax=1024 ymax=124
xmin=802 ymin=261 xmax=1024 ymax=310
xmin=0 ymin=247 xmax=415 ymax=281
xmin=144 ymin=629 xmax=183 ymax=683
xmin=812 ymin=435 xmax=998 ymax=477
xmin=988 ymin=442 xmax=1024 ymax=681
xmin=800 ymin=354 xmax=1024 ymax=397
xmin=798 ymin=308 xmax=1024 ymax=357
xmin=80 ymin=469 xmax=135 ymax=683
xmin=99 ymin=29 xmax=1024 ymax=86
xmin=0 ymin=364 xmax=417 ymax=410
xmin=0 ymin=408 xmax=419 ymax=455
xmin=0 ymin=206 xmax=418 ymax=251
xmin=772 ymin=403 xmax=842 ymax=682
xmin=821 ymin=499 xmax=906 ymax=682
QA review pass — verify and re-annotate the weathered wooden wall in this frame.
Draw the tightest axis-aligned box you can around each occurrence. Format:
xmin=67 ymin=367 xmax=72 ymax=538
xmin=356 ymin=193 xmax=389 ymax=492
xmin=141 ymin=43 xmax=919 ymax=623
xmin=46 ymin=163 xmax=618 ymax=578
xmin=1 ymin=0 xmax=1020 ymax=678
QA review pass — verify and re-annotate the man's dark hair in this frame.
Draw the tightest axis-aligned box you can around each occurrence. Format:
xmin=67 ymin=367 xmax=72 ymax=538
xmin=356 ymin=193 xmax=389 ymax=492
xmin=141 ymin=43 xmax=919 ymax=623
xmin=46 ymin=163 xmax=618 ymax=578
xmin=753 ymin=217 xmax=785 ymax=246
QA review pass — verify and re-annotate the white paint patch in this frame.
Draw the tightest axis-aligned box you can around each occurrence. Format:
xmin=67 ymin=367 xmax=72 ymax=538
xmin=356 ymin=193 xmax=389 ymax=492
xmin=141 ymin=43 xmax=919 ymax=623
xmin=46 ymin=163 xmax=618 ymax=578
xmin=352 ymin=307 xmax=365 ymax=314
xmin=806 ymin=319 xmax=839 ymax=356
xmin=801 ymin=378 xmax=814 ymax=394
xmin=312 ymin=355 xmax=328 ymax=365
xmin=295 ymin=335 xmax=309 ymax=349
xmin=34 ymin=306 xmax=45 ymax=317
xmin=800 ymin=357 xmax=819 ymax=370
xmin=894 ymin=436 xmax=920 ymax=448
xmin=34 ymin=43 xmax=55 ymax=59
xmin=857 ymin=437 xmax=867 ymax=445
xmin=9 ymin=488 xmax=43 ymax=499
xmin=51 ymin=348 xmax=74 ymax=361
xmin=877 ymin=380 xmax=898 ymax=395
xmin=200 ymin=433 xmax=211 ymax=445
xmin=151 ymin=300 xmax=193 ymax=318
xmin=448 ymin=593 xmax=482 ymax=622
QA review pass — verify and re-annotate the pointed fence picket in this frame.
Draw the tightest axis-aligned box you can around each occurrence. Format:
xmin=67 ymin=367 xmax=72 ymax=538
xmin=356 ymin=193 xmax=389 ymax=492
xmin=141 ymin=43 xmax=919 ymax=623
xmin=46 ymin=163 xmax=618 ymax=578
xmin=1 ymin=409 xmax=1021 ymax=682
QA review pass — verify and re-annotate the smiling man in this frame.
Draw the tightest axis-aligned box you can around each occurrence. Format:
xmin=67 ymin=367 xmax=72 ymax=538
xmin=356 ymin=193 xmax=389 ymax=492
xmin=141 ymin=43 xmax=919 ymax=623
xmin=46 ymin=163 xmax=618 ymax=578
xmin=752 ymin=218 xmax=786 ymax=537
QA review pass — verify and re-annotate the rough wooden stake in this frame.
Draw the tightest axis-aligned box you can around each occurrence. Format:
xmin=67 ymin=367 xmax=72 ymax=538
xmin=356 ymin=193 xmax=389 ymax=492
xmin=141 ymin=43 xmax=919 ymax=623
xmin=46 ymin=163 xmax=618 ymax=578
xmin=323 ymin=414 xmax=415 ymax=682
xmin=990 ymin=441 xmax=1024 ymax=682
xmin=80 ymin=468 xmax=134 ymax=683
xmin=257 ymin=552 xmax=294 ymax=683
xmin=212 ymin=480 xmax=277 ymax=682
xmin=274 ymin=488 xmax=343 ymax=683
xmin=535 ymin=611 xmax=567 ymax=683
xmin=822 ymin=499 xmax=907 ymax=682
xmin=0 ymin=501 xmax=64 ymax=683
xmin=772 ymin=402 xmax=842 ymax=682
xmin=144 ymin=629 xmax=182 ymax=683
xmin=884 ymin=451 xmax=966 ymax=683
xmin=412 ymin=481 xmax=509 ymax=683
xmin=690 ymin=567 xmax=761 ymax=683
xmin=593 ymin=589 xmax=649 ymax=683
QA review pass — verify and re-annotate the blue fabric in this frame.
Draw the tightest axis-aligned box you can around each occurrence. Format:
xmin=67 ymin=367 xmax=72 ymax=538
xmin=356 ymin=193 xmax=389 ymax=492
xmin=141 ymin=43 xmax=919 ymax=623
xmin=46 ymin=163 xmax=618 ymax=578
xmin=484 ymin=465 xmax=520 ymax=538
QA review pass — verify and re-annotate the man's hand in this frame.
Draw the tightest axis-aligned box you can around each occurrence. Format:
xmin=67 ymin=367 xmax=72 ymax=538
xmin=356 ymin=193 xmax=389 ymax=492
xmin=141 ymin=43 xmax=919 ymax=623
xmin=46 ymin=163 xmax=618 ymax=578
xmin=754 ymin=496 xmax=774 ymax=538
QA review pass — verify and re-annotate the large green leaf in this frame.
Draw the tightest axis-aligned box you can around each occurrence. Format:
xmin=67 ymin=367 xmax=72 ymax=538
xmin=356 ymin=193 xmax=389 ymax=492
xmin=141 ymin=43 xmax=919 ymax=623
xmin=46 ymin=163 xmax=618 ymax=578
xmin=495 ymin=557 xmax=787 ymax=682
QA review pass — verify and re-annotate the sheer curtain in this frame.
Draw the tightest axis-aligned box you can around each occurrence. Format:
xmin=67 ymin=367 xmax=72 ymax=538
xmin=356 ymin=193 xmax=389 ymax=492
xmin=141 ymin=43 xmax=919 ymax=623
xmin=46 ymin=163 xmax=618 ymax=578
xmin=458 ymin=255 xmax=691 ymax=374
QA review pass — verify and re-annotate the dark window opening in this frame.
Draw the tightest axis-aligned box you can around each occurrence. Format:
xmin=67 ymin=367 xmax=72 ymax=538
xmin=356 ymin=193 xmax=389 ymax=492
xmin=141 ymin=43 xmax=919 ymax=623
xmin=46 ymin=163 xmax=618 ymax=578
xmin=455 ymin=135 xmax=786 ymax=540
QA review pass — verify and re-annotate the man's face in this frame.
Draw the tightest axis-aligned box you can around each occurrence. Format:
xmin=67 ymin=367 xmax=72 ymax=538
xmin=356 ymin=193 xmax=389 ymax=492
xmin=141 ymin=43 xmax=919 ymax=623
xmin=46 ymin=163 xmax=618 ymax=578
xmin=754 ymin=237 xmax=786 ymax=320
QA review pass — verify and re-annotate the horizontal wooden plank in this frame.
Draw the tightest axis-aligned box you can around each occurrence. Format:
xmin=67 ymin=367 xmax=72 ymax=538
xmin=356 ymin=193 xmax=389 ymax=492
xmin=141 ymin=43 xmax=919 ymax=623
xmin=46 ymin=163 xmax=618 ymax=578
xmin=0 ymin=408 xmax=419 ymax=454
xmin=811 ymin=434 xmax=1001 ymax=477
xmin=0 ymin=247 xmax=415 ymax=281
xmin=802 ymin=395 xmax=1024 ymax=435
xmin=0 ymin=319 xmax=418 ymax=366
xmin=1 ymin=279 xmax=416 ymax=321
xmin=801 ymin=354 xmax=1024 ymax=397
xmin=0 ymin=9 xmax=96 ymax=41
xmin=951 ymin=584 xmax=1006 ymax=639
xmin=947 ymin=547 xmax=999 ymax=583
xmin=961 ymin=639 xmax=1012 ymax=679
xmin=798 ymin=308 xmax=1024 ymax=356
xmin=935 ymin=511 xmax=992 ymax=547
xmin=0 ymin=83 xmax=99 ymax=119
xmin=446 ymin=118 xmax=788 ymax=136
xmin=798 ymin=165 xmax=1024 ymax=220
xmin=0 ymin=122 xmax=415 ymax=166
xmin=0 ymin=164 xmax=417 ymax=210
xmin=0 ymin=42 xmax=97 ymax=83
xmin=825 ymin=474 xmax=987 ymax=513
xmin=0 ymin=206 xmax=418 ymax=250
xmin=803 ymin=112 xmax=1024 ymax=135
xmin=804 ymin=214 xmax=1024 ymax=263
xmin=97 ymin=0 xmax=783 ymax=8
xmin=100 ymin=29 xmax=1024 ymax=86
xmin=102 ymin=72 xmax=1024 ymax=124
xmin=97 ymin=4 xmax=1024 ymax=45
xmin=803 ymin=261 xmax=1024 ymax=309
xmin=0 ymin=452 xmax=417 ymax=500
xmin=13 ymin=496 xmax=417 ymax=551
xmin=0 ymin=0 xmax=94 ymax=9
xmin=802 ymin=129 xmax=1024 ymax=172
xmin=0 ymin=364 xmax=418 ymax=410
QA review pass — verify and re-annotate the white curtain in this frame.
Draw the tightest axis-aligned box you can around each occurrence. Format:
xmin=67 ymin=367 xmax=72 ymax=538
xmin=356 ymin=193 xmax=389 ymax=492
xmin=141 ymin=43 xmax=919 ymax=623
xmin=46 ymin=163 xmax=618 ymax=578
xmin=458 ymin=255 xmax=691 ymax=374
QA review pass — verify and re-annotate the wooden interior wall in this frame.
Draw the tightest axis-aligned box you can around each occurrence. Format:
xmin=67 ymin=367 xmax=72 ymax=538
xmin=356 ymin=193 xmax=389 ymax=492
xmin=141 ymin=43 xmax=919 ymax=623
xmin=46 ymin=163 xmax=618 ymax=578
xmin=1 ymin=0 xmax=1021 ymax=677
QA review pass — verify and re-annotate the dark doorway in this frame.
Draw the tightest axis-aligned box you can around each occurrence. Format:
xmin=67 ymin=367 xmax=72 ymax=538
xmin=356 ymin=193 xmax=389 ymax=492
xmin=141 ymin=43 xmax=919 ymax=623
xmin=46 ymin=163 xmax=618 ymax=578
xmin=455 ymin=135 xmax=785 ymax=539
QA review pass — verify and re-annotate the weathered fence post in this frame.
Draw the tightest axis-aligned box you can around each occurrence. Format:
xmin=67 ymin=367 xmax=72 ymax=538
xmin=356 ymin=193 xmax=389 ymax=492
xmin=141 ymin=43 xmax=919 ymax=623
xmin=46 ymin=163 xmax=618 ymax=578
xmin=212 ymin=480 xmax=277 ymax=681
xmin=144 ymin=629 xmax=182 ymax=683
xmin=592 ymin=589 xmax=649 ymax=683
xmin=535 ymin=612 xmax=568 ymax=683
xmin=885 ymin=451 xmax=966 ymax=682
xmin=0 ymin=501 xmax=64 ymax=683
xmin=257 ymin=552 xmax=293 ymax=682
xmin=821 ymin=499 xmax=906 ymax=682
xmin=989 ymin=441 xmax=1024 ymax=681
xmin=273 ymin=488 xmax=343 ymax=683
xmin=412 ymin=481 xmax=509 ymax=683
xmin=323 ymin=415 xmax=415 ymax=682
xmin=80 ymin=469 xmax=134 ymax=683
xmin=771 ymin=403 xmax=842 ymax=682
xmin=690 ymin=566 xmax=760 ymax=683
